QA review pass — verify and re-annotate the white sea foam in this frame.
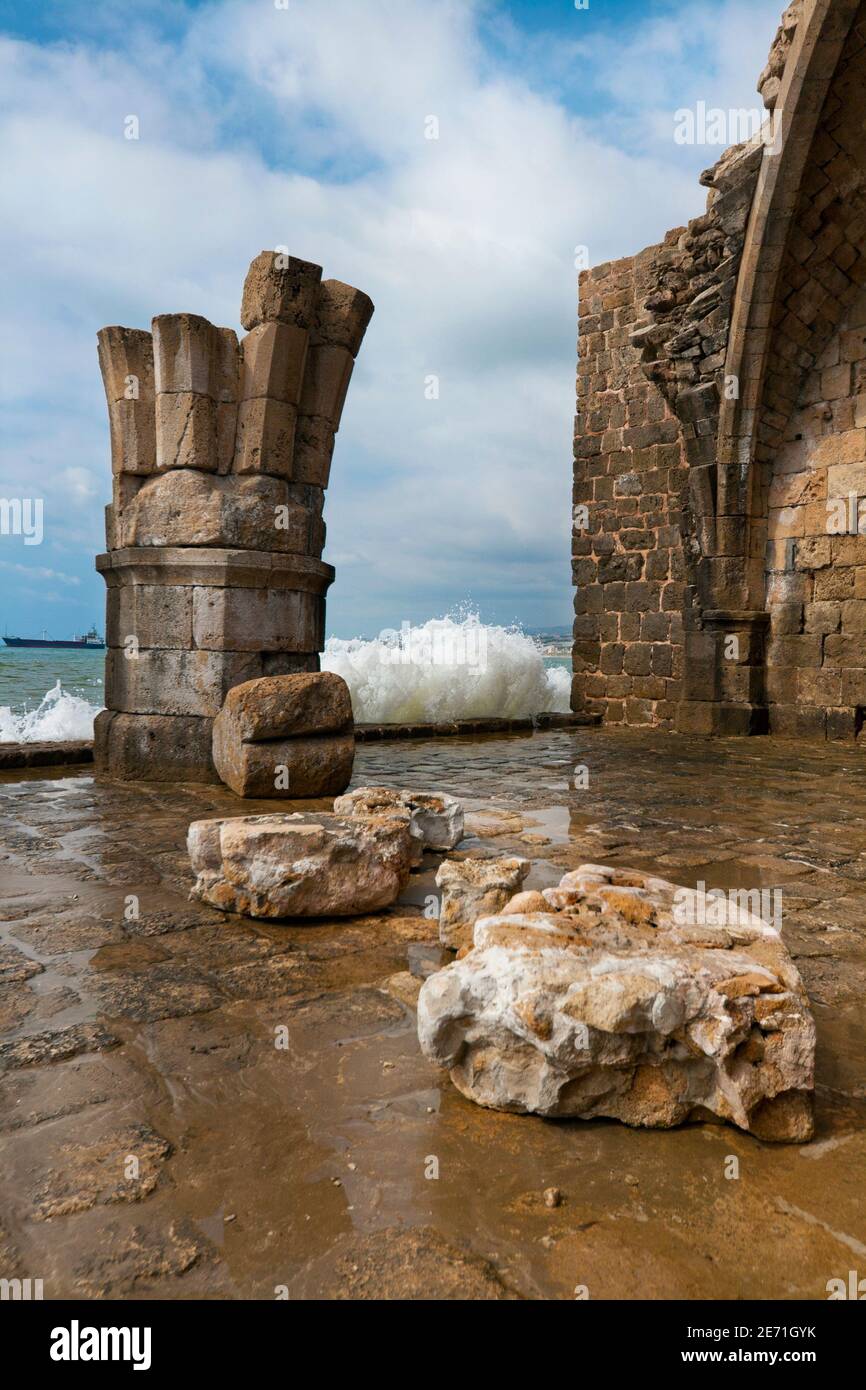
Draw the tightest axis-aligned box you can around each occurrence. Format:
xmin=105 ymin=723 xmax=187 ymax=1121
xmin=322 ymin=615 xmax=571 ymax=723
xmin=0 ymin=619 xmax=571 ymax=741
xmin=0 ymin=681 xmax=102 ymax=743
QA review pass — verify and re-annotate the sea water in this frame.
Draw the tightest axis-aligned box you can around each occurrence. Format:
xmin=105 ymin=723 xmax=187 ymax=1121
xmin=0 ymin=617 xmax=571 ymax=741
xmin=0 ymin=648 xmax=105 ymax=742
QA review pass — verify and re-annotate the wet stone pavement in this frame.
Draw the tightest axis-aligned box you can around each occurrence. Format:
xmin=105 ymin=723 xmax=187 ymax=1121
xmin=1 ymin=727 xmax=865 ymax=1300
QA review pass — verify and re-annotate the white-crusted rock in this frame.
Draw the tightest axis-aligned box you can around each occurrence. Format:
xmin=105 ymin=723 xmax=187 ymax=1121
xmin=188 ymin=810 xmax=415 ymax=918
xmin=417 ymin=864 xmax=815 ymax=1142
xmin=435 ymin=855 xmax=530 ymax=951
xmin=333 ymin=786 xmax=464 ymax=852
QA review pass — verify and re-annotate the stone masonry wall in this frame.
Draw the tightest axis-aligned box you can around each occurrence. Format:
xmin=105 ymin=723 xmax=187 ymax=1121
xmin=765 ymin=283 xmax=866 ymax=738
xmin=571 ymin=246 xmax=692 ymax=728
xmin=572 ymin=135 xmax=764 ymax=730
xmin=572 ymin=0 xmax=866 ymax=741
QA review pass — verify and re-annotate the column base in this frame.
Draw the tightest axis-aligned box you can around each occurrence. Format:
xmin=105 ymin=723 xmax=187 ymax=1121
xmin=94 ymin=710 xmax=220 ymax=783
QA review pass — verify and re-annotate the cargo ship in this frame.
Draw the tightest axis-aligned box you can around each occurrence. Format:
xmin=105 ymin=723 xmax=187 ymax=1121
xmin=2 ymin=626 xmax=105 ymax=650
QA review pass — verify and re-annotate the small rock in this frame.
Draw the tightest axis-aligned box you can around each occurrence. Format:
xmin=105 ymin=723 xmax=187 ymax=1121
xmin=543 ymin=1187 xmax=562 ymax=1209
xmin=435 ymin=855 xmax=530 ymax=950
xmin=334 ymin=786 xmax=464 ymax=851
xmin=188 ymin=810 xmax=416 ymax=919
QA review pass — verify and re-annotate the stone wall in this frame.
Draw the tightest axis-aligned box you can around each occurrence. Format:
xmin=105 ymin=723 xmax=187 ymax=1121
xmin=766 ymin=284 xmax=866 ymax=737
xmin=95 ymin=252 xmax=373 ymax=780
xmin=572 ymin=0 xmax=866 ymax=741
xmin=572 ymin=246 xmax=691 ymax=727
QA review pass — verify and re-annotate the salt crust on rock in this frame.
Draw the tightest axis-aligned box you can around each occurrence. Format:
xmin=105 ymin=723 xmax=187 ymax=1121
xmin=188 ymin=810 xmax=415 ymax=919
xmin=417 ymin=863 xmax=815 ymax=1141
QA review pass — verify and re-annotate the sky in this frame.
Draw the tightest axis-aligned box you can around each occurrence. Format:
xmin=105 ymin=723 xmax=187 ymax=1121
xmin=0 ymin=0 xmax=782 ymax=639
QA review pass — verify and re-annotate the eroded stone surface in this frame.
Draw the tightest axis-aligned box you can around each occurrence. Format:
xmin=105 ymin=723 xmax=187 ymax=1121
xmin=213 ymin=731 xmax=355 ymax=799
xmin=212 ymin=673 xmax=354 ymax=798
xmin=215 ymin=673 xmax=352 ymax=742
xmin=435 ymin=855 xmax=530 ymax=949
xmin=188 ymin=811 xmax=416 ymax=918
xmin=96 ymin=251 xmax=373 ymax=783
xmin=334 ymin=786 xmax=464 ymax=851
xmin=418 ymin=863 xmax=816 ymax=1141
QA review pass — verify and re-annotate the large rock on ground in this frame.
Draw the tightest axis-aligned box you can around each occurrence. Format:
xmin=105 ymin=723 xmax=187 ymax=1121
xmin=435 ymin=856 xmax=530 ymax=950
xmin=188 ymin=810 xmax=415 ymax=918
xmin=334 ymin=786 xmax=464 ymax=852
xmin=417 ymin=864 xmax=815 ymax=1141
xmin=212 ymin=672 xmax=354 ymax=798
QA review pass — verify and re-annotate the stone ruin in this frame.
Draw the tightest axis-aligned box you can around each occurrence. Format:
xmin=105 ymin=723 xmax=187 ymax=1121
xmin=94 ymin=251 xmax=373 ymax=780
xmin=572 ymin=0 xmax=866 ymax=740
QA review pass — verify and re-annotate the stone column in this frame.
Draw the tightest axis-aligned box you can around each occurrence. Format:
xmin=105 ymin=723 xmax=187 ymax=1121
xmin=94 ymin=252 xmax=373 ymax=781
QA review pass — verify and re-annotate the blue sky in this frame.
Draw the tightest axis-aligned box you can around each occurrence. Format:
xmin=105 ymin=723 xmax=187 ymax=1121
xmin=0 ymin=0 xmax=782 ymax=639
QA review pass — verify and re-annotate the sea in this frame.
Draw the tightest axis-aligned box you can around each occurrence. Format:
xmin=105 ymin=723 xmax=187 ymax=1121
xmin=0 ymin=616 xmax=572 ymax=742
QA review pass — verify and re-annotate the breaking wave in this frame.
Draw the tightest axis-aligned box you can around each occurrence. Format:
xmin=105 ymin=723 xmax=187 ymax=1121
xmin=0 ymin=620 xmax=572 ymax=740
xmin=0 ymin=681 xmax=102 ymax=743
xmin=322 ymin=615 xmax=571 ymax=723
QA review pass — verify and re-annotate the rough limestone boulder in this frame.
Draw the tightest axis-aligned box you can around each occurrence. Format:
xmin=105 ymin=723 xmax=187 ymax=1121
xmin=212 ymin=672 xmax=354 ymax=798
xmin=435 ymin=856 xmax=530 ymax=950
xmin=333 ymin=786 xmax=464 ymax=852
xmin=188 ymin=810 xmax=414 ymax=918
xmin=418 ymin=864 xmax=815 ymax=1141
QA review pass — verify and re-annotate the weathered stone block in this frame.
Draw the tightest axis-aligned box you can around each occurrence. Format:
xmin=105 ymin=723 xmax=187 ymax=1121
xmin=192 ymin=586 xmax=324 ymax=652
xmin=188 ymin=809 xmax=413 ymax=916
xmin=334 ymin=786 xmax=464 ymax=851
xmin=215 ymin=673 xmax=352 ymax=742
xmin=240 ymin=322 xmax=308 ymax=406
xmin=233 ymin=396 xmax=297 ymax=478
xmin=292 ymin=415 xmax=336 ymax=487
xmin=298 ymin=345 xmax=354 ymax=426
xmin=211 ymin=673 xmax=354 ymax=798
xmin=123 ymin=469 xmax=312 ymax=555
xmin=155 ymin=391 xmax=217 ymax=472
xmin=95 ymin=709 xmax=218 ymax=783
xmin=105 ymin=647 xmax=262 ymax=718
xmin=97 ymin=327 xmax=155 ymax=405
xmin=435 ymin=856 xmax=530 ymax=951
xmin=240 ymin=252 xmax=322 ymax=333
xmin=105 ymin=583 xmax=194 ymax=650
xmin=153 ymin=313 xmax=220 ymax=396
xmin=107 ymin=398 xmax=156 ymax=476
xmin=99 ymin=328 xmax=157 ymax=476
xmin=98 ymin=545 xmax=334 ymax=596
xmin=313 ymin=280 xmax=375 ymax=357
xmin=213 ymin=730 xmax=354 ymax=798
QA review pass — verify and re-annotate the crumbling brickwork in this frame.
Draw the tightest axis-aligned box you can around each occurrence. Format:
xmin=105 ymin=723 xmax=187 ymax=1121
xmin=573 ymin=0 xmax=866 ymax=741
xmin=572 ymin=247 xmax=691 ymax=727
xmin=766 ymin=284 xmax=866 ymax=737
xmin=95 ymin=252 xmax=372 ymax=780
